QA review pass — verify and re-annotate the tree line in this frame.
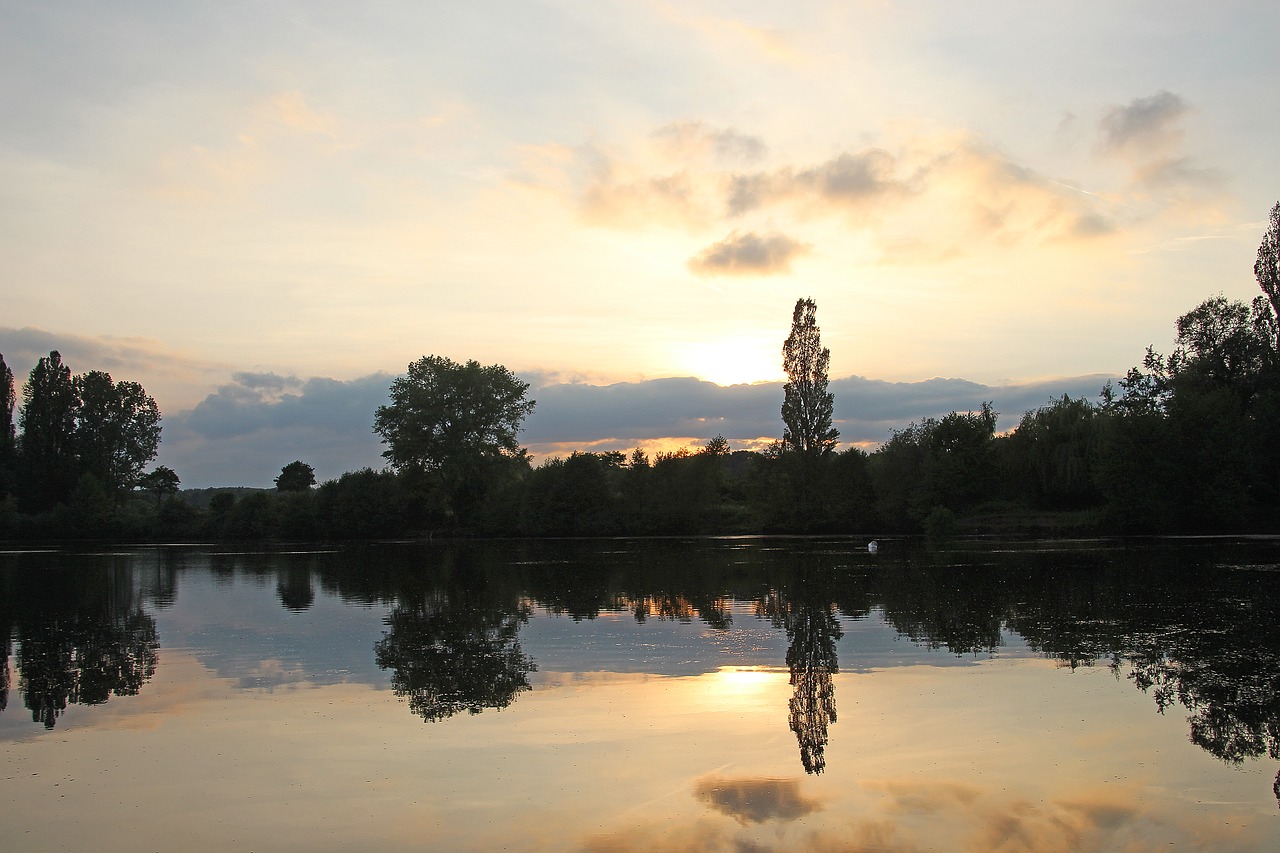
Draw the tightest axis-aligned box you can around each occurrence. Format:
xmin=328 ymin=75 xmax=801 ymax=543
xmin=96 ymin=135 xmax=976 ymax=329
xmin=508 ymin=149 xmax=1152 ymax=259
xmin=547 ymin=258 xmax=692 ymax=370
xmin=3 ymin=203 xmax=1279 ymax=540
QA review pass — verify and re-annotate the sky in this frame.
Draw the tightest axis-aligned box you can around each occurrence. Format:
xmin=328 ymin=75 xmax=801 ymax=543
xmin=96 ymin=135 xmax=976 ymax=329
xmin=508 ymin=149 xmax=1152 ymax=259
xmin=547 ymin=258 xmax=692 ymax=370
xmin=3 ymin=1 xmax=1279 ymax=487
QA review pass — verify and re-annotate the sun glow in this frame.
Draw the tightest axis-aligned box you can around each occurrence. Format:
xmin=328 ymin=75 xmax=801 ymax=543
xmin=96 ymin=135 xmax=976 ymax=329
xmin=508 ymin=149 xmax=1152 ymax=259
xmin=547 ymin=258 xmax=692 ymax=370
xmin=709 ymin=666 xmax=785 ymax=697
xmin=679 ymin=338 xmax=785 ymax=387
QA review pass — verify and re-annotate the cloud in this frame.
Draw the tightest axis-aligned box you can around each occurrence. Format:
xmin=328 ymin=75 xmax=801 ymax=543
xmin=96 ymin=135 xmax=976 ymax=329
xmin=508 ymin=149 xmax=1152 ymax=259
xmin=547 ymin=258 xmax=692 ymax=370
xmin=559 ymin=126 xmax=1119 ymax=262
xmin=1095 ymin=91 xmax=1224 ymax=198
xmin=522 ymin=373 xmax=1112 ymax=455
xmin=0 ymin=326 xmax=232 ymax=410
xmin=145 ymin=367 xmax=1113 ymax=488
xmin=652 ymin=121 xmax=767 ymax=163
xmin=581 ymin=775 xmax=1237 ymax=853
xmin=1098 ymin=91 xmax=1188 ymax=157
xmin=727 ymin=148 xmax=913 ymax=217
xmin=688 ymin=230 xmax=810 ymax=276
xmin=580 ymin=164 xmax=712 ymax=231
xmin=692 ymin=775 xmax=823 ymax=825
xmin=159 ymin=372 xmax=392 ymax=487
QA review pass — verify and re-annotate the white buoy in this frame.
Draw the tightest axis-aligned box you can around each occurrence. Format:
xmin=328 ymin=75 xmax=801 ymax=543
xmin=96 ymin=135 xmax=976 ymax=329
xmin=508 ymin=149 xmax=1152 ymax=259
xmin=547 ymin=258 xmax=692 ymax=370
xmin=867 ymin=540 xmax=879 ymax=554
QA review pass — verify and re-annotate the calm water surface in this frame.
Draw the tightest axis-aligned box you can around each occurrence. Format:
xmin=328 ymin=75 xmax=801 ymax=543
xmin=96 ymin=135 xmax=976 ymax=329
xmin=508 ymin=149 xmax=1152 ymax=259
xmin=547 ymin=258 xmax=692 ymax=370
xmin=2 ymin=536 xmax=1279 ymax=851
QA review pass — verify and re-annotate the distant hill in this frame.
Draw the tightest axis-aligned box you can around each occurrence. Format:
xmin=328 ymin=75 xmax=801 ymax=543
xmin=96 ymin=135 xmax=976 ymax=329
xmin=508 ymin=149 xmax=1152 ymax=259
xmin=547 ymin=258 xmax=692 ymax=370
xmin=179 ymin=487 xmax=272 ymax=509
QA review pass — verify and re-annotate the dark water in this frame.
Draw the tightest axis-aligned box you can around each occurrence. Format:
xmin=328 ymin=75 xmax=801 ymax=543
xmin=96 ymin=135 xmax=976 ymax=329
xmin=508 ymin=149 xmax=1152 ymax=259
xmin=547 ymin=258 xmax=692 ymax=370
xmin=2 ymin=537 xmax=1278 ymax=851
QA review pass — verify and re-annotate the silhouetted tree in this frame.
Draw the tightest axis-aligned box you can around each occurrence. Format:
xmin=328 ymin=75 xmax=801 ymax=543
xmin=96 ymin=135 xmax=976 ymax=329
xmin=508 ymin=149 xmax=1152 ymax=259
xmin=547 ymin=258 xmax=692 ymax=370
xmin=137 ymin=465 xmax=181 ymax=510
xmin=1001 ymin=395 xmax=1101 ymax=509
xmin=274 ymin=460 xmax=316 ymax=492
xmin=868 ymin=404 xmax=998 ymax=529
xmin=1256 ymin=200 xmax=1280 ymax=351
xmin=0 ymin=353 xmax=14 ymax=496
xmin=374 ymin=355 xmax=535 ymax=529
xmin=18 ymin=351 xmax=79 ymax=510
xmin=74 ymin=370 xmax=161 ymax=505
xmin=779 ymin=298 xmax=839 ymax=527
xmin=782 ymin=299 xmax=838 ymax=458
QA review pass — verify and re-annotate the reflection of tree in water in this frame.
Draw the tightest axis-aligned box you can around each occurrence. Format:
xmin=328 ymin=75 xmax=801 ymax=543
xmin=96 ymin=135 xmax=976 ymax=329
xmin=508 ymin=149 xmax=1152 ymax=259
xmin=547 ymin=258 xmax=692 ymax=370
xmin=758 ymin=567 xmax=843 ymax=775
xmin=851 ymin=540 xmax=1280 ymax=806
xmin=374 ymin=584 xmax=536 ymax=723
xmin=0 ymin=562 xmax=160 ymax=729
xmin=18 ymin=611 xmax=158 ymax=727
xmin=276 ymin=565 xmax=315 ymax=611
xmin=1 ymin=629 xmax=10 ymax=713
xmin=1113 ymin=593 xmax=1280 ymax=809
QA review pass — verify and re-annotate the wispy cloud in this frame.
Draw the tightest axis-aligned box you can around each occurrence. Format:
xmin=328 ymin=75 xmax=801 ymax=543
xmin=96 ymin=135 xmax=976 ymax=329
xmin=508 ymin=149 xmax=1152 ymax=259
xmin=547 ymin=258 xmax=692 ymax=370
xmin=652 ymin=121 xmax=767 ymax=164
xmin=0 ymin=326 xmax=232 ymax=409
xmin=1095 ymin=91 xmax=1225 ymax=199
xmin=1098 ymin=91 xmax=1188 ymax=158
xmin=556 ymin=125 xmax=1122 ymax=268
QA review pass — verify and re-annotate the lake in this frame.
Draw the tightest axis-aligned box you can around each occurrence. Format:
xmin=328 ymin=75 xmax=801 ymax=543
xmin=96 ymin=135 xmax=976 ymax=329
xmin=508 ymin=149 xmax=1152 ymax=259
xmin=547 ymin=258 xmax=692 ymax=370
xmin=3 ymin=536 xmax=1279 ymax=851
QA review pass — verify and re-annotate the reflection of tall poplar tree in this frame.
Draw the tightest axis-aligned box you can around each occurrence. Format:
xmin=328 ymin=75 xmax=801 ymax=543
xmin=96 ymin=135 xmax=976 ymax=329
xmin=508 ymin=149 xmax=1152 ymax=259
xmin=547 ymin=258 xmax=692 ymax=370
xmin=374 ymin=588 xmax=536 ymax=722
xmin=758 ymin=568 xmax=843 ymax=775
xmin=1 ymin=629 xmax=10 ymax=713
xmin=786 ymin=602 xmax=841 ymax=774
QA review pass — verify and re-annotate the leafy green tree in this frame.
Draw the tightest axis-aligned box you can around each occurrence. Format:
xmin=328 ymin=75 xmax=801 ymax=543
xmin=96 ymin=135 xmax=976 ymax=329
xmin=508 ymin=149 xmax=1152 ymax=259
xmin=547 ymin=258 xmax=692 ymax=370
xmin=373 ymin=355 xmax=536 ymax=528
xmin=18 ymin=351 xmax=79 ymax=510
xmin=74 ymin=371 xmax=161 ymax=505
xmin=274 ymin=460 xmax=316 ymax=492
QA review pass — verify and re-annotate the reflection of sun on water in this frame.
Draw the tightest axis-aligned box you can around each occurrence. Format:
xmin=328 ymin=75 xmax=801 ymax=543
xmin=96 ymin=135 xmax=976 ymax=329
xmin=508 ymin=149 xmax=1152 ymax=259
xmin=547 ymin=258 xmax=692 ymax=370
xmin=679 ymin=338 xmax=785 ymax=387
xmin=710 ymin=666 xmax=785 ymax=698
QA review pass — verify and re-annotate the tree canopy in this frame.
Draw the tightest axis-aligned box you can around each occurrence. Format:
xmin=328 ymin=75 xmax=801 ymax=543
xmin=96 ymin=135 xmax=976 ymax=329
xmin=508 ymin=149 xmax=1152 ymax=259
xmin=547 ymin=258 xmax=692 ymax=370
xmin=275 ymin=460 xmax=316 ymax=492
xmin=373 ymin=355 xmax=536 ymax=528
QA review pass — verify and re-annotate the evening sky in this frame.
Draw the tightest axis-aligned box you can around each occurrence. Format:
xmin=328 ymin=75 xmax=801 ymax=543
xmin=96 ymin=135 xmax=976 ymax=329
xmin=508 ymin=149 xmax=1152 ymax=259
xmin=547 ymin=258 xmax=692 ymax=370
xmin=3 ymin=2 xmax=1277 ymax=485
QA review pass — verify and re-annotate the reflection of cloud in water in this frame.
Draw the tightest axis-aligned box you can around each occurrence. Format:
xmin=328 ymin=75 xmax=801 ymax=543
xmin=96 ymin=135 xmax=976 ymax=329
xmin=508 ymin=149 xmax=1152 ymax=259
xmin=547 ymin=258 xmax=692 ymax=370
xmin=583 ymin=777 xmax=1270 ymax=853
xmin=236 ymin=658 xmax=311 ymax=691
xmin=692 ymin=775 xmax=822 ymax=825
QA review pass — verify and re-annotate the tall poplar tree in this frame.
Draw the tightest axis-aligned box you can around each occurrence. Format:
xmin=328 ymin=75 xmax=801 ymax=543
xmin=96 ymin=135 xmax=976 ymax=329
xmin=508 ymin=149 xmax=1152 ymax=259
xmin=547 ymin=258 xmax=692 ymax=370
xmin=781 ymin=298 xmax=839 ymax=457
xmin=1256 ymin=201 xmax=1280 ymax=351
xmin=777 ymin=298 xmax=839 ymax=529
xmin=0 ymin=354 xmax=14 ymax=457
xmin=0 ymin=354 xmax=15 ymax=494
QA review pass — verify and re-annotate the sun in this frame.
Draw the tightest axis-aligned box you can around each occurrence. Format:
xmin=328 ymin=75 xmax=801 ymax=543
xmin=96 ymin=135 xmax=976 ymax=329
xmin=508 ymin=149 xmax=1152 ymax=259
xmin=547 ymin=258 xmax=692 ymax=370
xmin=678 ymin=337 xmax=785 ymax=386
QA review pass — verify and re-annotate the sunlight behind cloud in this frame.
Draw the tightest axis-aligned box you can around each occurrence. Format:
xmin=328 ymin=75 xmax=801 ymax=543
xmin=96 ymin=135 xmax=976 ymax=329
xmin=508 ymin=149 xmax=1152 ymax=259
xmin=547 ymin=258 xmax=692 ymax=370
xmin=677 ymin=337 xmax=785 ymax=387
